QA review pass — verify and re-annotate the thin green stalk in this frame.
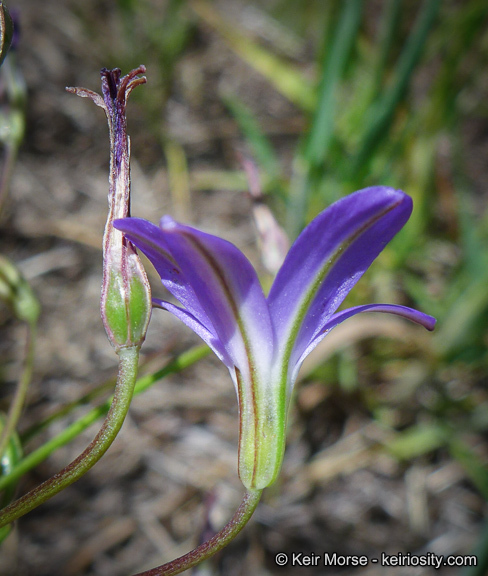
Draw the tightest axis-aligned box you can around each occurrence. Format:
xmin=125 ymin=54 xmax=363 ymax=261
xmin=0 ymin=321 xmax=36 ymax=459
xmin=0 ymin=345 xmax=210 ymax=493
xmin=133 ymin=489 xmax=262 ymax=576
xmin=0 ymin=346 xmax=140 ymax=528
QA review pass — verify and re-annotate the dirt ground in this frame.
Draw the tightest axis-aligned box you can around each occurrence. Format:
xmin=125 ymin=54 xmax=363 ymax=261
xmin=0 ymin=1 xmax=485 ymax=575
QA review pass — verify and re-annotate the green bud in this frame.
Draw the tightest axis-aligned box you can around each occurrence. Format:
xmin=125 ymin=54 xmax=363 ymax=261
xmin=69 ymin=67 xmax=151 ymax=352
xmin=101 ymin=242 xmax=151 ymax=351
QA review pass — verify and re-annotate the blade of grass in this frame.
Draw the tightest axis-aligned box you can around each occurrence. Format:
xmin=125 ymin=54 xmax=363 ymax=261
xmin=427 ymin=0 xmax=488 ymax=130
xmin=383 ymin=422 xmax=447 ymax=460
xmin=462 ymin=519 xmax=488 ymax=576
xmin=190 ymin=169 xmax=250 ymax=192
xmin=165 ymin=140 xmax=191 ymax=222
xmin=304 ymin=0 xmax=363 ymax=168
xmin=0 ymin=416 xmax=21 ymax=543
xmin=434 ymin=275 xmax=488 ymax=358
xmin=351 ymin=0 xmax=441 ymax=176
xmin=0 ymin=322 xmax=37 ymax=460
xmin=371 ymin=0 xmax=402 ymax=99
xmin=287 ymin=0 xmax=363 ymax=237
xmin=448 ymin=437 xmax=488 ymax=501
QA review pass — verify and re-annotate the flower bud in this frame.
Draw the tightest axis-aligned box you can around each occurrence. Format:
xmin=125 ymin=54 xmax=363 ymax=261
xmin=101 ymin=235 xmax=151 ymax=350
xmin=67 ymin=67 xmax=151 ymax=351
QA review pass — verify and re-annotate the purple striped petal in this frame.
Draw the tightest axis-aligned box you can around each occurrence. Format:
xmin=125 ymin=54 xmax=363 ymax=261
xmin=292 ymin=303 xmax=436 ymax=381
xmin=115 ymin=216 xmax=274 ymax=380
xmin=154 ymin=217 xmax=274 ymax=379
xmin=113 ymin=217 xmax=218 ymax=336
xmin=268 ymin=187 xmax=413 ymax=374
xmin=153 ymin=298 xmax=232 ymax=367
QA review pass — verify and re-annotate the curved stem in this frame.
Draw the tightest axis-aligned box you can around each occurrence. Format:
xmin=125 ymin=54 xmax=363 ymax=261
xmin=133 ymin=489 xmax=262 ymax=576
xmin=0 ymin=321 xmax=36 ymax=460
xmin=0 ymin=345 xmax=139 ymax=528
xmin=0 ymin=345 xmax=210 ymax=493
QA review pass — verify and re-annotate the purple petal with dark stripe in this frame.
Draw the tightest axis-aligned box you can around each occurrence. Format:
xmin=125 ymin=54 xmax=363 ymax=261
xmin=115 ymin=216 xmax=274 ymax=379
xmin=154 ymin=217 xmax=274 ymax=379
xmin=114 ymin=217 xmax=218 ymax=337
xmin=268 ymin=187 xmax=413 ymax=370
xmin=153 ymin=298 xmax=232 ymax=367
xmin=293 ymin=303 xmax=436 ymax=381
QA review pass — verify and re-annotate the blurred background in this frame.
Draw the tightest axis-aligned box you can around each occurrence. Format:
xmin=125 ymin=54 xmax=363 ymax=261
xmin=1 ymin=0 xmax=487 ymax=574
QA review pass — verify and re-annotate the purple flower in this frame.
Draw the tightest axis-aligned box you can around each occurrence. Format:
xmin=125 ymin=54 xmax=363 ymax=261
xmin=114 ymin=187 xmax=435 ymax=490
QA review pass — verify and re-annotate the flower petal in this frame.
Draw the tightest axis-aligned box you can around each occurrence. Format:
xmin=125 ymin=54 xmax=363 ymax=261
xmin=114 ymin=217 xmax=218 ymax=336
xmin=153 ymin=298 xmax=232 ymax=367
xmin=154 ymin=217 xmax=274 ymax=378
xmin=268 ymin=187 xmax=413 ymax=375
xmin=116 ymin=217 xmax=280 ymax=490
xmin=292 ymin=303 xmax=436 ymax=382
xmin=115 ymin=216 xmax=274 ymax=378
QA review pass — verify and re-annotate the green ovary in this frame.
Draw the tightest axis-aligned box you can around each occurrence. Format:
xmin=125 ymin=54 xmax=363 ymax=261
xmin=104 ymin=272 xmax=151 ymax=349
xmin=104 ymin=272 xmax=129 ymax=347
xmin=129 ymin=276 xmax=151 ymax=344
xmin=238 ymin=383 xmax=286 ymax=490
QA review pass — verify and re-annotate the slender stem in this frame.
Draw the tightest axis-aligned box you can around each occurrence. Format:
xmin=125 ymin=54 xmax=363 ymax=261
xmin=0 ymin=144 xmax=18 ymax=217
xmin=0 ymin=321 xmax=36 ymax=459
xmin=0 ymin=345 xmax=210 ymax=492
xmin=0 ymin=345 xmax=139 ymax=528
xmin=133 ymin=489 xmax=262 ymax=576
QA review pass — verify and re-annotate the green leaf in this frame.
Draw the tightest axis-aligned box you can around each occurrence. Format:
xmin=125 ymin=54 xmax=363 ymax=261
xmin=351 ymin=0 xmax=441 ymax=175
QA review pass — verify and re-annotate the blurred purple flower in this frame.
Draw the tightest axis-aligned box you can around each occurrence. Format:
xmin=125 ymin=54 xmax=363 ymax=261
xmin=114 ymin=186 xmax=435 ymax=489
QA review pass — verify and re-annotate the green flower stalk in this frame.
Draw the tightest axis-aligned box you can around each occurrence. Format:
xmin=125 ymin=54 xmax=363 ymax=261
xmin=0 ymin=67 xmax=150 ymax=529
